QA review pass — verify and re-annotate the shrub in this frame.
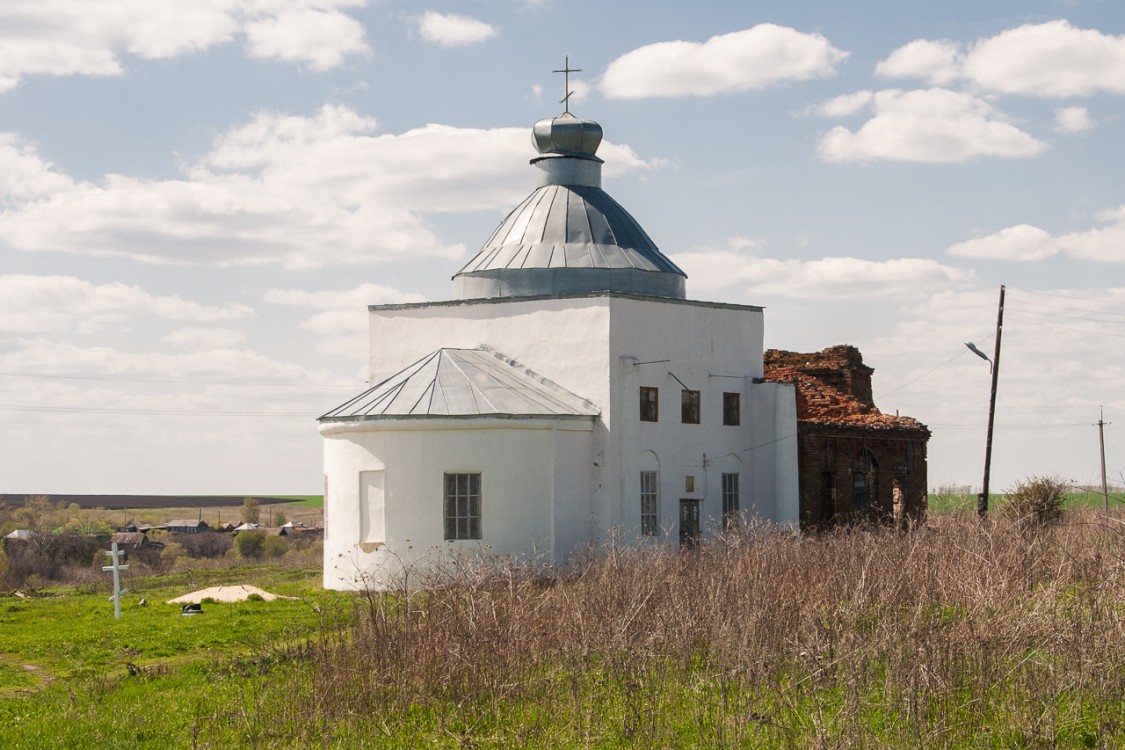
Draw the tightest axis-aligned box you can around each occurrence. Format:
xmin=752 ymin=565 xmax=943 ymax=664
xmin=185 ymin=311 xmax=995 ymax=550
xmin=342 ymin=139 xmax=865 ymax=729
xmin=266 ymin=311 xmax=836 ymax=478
xmin=1002 ymin=475 xmax=1067 ymax=528
xmin=261 ymin=535 xmax=288 ymax=559
xmin=161 ymin=542 xmax=187 ymax=569
xmin=174 ymin=531 xmax=232 ymax=559
xmin=0 ymin=542 xmax=9 ymax=588
xmin=233 ymin=531 xmax=264 ymax=559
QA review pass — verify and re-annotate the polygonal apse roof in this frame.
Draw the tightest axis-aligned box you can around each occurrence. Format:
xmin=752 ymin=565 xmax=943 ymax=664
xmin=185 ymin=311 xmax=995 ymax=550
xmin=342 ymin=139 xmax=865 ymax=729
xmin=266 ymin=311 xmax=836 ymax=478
xmin=319 ymin=348 xmax=600 ymax=421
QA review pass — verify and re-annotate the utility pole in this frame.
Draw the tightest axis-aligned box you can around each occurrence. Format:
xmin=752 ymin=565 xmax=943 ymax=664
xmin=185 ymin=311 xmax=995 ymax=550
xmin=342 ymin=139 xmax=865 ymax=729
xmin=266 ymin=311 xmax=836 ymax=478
xmin=1097 ymin=407 xmax=1110 ymax=513
xmin=979 ymin=285 xmax=1005 ymax=517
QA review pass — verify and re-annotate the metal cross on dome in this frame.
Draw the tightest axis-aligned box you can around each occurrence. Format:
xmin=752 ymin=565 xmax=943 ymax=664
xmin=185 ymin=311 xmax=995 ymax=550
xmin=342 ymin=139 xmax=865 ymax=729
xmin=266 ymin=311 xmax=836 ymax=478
xmin=553 ymin=56 xmax=581 ymax=113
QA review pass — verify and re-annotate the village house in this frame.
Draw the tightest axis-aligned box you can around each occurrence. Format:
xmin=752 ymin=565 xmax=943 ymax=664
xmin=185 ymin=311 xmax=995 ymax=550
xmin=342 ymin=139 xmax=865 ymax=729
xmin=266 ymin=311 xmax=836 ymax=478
xmin=764 ymin=346 xmax=930 ymax=529
xmin=318 ymin=107 xmax=801 ymax=590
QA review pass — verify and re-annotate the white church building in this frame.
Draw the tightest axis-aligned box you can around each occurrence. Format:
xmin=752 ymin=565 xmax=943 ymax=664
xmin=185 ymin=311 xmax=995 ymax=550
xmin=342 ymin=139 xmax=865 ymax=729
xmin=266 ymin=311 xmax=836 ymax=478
xmin=319 ymin=107 xmax=799 ymax=590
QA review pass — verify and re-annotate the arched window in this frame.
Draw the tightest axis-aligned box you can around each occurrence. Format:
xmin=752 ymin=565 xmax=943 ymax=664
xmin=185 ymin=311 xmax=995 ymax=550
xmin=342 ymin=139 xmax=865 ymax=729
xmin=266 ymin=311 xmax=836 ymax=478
xmin=640 ymin=451 xmax=660 ymax=536
xmin=853 ymin=472 xmax=868 ymax=511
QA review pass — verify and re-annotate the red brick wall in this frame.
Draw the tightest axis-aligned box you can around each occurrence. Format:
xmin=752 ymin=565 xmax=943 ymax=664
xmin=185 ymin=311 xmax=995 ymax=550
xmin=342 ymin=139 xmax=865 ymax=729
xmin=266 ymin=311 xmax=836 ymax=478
xmin=797 ymin=424 xmax=929 ymax=528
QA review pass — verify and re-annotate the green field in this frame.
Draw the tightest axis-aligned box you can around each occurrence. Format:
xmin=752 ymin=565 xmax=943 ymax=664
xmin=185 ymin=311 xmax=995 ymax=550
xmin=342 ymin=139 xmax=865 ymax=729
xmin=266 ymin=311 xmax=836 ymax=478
xmin=3 ymin=510 xmax=1124 ymax=747
xmin=928 ymin=490 xmax=1124 ymax=512
xmin=0 ymin=565 xmax=348 ymax=747
xmin=264 ymin=495 xmax=323 ymax=508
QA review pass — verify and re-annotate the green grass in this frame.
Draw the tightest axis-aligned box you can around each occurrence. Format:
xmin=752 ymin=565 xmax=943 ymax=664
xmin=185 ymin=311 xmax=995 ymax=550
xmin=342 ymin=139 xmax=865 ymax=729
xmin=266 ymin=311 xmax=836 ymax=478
xmin=928 ymin=491 xmax=1124 ymax=512
xmin=0 ymin=566 xmax=345 ymax=685
xmin=0 ymin=564 xmax=347 ymax=748
xmin=265 ymin=495 xmax=323 ymax=507
xmin=5 ymin=514 xmax=1124 ymax=748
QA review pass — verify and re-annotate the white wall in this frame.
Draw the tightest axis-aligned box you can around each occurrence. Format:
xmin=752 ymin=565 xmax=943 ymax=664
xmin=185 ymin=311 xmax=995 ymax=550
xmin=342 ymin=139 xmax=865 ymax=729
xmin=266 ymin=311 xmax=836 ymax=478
xmin=606 ymin=295 xmax=780 ymax=539
xmin=365 ymin=293 xmax=779 ymax=541
xmin=749 ymin=381 xmax=800 ymax=526
xmin=323 ymin=291 xmax=797 ymax=589
xmin=321 ymin=417 xmax=592 ymax=590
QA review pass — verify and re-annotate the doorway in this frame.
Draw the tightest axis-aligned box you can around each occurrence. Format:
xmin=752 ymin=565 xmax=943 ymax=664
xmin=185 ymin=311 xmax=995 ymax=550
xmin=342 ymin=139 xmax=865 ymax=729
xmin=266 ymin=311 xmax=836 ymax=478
xmin=679 ymin=499 xmax=700 ymax=548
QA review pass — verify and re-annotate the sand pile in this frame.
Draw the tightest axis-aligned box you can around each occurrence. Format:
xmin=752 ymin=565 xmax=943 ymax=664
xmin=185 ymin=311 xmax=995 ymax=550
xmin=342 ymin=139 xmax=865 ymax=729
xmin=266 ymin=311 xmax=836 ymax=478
xmin=166 ymin=584 xmax=296 ymax=604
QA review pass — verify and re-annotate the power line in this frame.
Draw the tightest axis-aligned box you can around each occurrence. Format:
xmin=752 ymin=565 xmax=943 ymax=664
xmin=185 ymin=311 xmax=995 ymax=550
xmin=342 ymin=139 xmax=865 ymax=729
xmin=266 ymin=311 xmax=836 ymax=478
xmin=887 ymin=403 xmax=1101 ymax=411
xmin=1014 ymin=287 xmax=1125 ymax=307
xmin=1005 ymin=315 xmax=1125 ymax=340
xmin=929 ymin=422 xmax=1097 ymax=429
xmin=874 ymin=333 xmax=994 ymax=400
xmin=1005 ymin=304 xmax=1125 ymax=326
xmin=1007 ymin=298 xmax=1125 ymax=319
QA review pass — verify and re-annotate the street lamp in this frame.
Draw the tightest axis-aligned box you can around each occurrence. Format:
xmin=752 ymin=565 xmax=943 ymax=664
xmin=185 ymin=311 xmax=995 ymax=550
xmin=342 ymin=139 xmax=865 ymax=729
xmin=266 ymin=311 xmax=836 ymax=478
xmin=966 ymin=285 xmax=1005 ymax=516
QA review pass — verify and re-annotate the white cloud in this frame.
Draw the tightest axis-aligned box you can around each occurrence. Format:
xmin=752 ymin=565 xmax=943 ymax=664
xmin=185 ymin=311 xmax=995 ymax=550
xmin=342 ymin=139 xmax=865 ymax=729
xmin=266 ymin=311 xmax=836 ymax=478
xmin=947 ymin=224 xmax=1057 ymax=261
xmin=964 ymin=20 xmax=1125 ymax=97
xmin=818 ymin=88 xmax=1046 ymax=163
xmin=0 ymin=105 xmax=661 ymax=269
xmin=1053 ymin=105 xmax=1093 ymax=133
xmin=0 ymin=274 xmax=254 ymax=333
xmin=876 ymin=21 xmax=1125 ymax=98
xmin=244 ymin=6 xmax=369 ymax=70
xmin=418 ymin=11 xmax=496 ymax=47
xmin=817 ymin=90 xmax=873 ymax=117
xmin=266 ymin=283 xmax=426 ymax=356
xmin=2 ymin=337 xmax=321 ymax=383
xmin=565 ymin=78 xmax=591 ymax=106
xmin=162 ymin=327 xmax=247 ymax=349
xmin=946 ymin=207 xmax=1125 ymax=263
xmin=0 ymin=0 xmax=370 ymax=91
xmin=864 ymin=287 xmax=1125 ymax=489
xmin=875 ymin=39 xmax=962 ymax=85
xmin=672 ymin=247 xmax=975 ymax=299
xmin=601 ymin=24 xmax=847 ymax=99
xmin=0 ymin=133 xmax=75 ymax=201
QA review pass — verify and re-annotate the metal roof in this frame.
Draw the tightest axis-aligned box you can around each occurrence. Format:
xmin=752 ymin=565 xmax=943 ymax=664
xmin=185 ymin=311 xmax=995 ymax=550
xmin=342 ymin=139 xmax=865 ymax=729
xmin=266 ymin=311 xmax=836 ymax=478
xmin=457 ymin=184 xmax=685 ymax=276
xmin=319 ymin=348 xmax=600 ymax=421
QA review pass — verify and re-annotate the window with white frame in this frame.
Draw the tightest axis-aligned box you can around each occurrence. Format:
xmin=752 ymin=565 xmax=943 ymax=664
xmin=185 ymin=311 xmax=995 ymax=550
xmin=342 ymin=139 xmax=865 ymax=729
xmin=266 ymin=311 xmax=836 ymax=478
xmin=444 ymin=472 xmax=481 ymax=540
xmin=640 ymin=470 xmax=659 ymax=536
xmin=722 ymin=472 xmax=740 ymax=528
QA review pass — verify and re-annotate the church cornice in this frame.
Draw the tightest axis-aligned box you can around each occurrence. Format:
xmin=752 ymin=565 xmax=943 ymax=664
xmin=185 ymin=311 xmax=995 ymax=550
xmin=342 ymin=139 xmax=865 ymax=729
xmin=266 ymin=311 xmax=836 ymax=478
xmin=369 ymin=290 xmax=764 ymax=313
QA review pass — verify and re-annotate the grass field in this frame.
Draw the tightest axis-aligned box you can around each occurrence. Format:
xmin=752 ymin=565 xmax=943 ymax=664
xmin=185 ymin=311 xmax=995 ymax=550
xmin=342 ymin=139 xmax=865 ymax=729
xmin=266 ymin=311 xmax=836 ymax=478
xmin=928 ymin=490 xmax=1124 ymax=512
xmin=266 ymin=495 xmax=323 ymax=508
xmin=3 ymin=508 xmax=1124 ymax=747
xmin=0 ymin=565 xmax=348 ymax=747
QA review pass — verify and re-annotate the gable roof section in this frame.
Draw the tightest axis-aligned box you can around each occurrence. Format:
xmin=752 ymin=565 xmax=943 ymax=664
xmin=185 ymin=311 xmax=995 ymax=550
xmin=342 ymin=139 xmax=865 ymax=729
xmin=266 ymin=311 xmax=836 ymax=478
xmin=320 ymin=348 xmax=600 ymax=421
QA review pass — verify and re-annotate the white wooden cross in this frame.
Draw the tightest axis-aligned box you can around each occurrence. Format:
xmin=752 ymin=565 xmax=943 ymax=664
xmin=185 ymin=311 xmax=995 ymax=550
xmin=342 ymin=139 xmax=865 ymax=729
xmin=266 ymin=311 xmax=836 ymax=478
xmin=102 ymin=542 xmax=129 ymax=620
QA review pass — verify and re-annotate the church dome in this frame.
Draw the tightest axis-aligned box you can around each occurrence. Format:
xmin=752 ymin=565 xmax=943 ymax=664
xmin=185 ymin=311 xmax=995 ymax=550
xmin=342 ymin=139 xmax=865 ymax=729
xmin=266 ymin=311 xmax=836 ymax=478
xmin=453 ymin=111 xmax=686 ymax=300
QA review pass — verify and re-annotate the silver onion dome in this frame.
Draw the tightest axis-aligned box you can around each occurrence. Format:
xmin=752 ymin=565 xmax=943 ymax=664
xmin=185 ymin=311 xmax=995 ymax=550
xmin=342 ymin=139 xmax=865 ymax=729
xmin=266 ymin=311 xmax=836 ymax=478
xmin=452 ymin=111 xmax=686 ymax=300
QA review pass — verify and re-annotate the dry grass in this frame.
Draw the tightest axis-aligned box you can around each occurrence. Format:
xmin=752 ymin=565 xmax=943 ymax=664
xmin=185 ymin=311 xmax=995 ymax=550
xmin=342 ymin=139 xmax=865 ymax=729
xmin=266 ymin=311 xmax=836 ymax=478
xmin=269 ymin=511 xmax=1125 ymax=747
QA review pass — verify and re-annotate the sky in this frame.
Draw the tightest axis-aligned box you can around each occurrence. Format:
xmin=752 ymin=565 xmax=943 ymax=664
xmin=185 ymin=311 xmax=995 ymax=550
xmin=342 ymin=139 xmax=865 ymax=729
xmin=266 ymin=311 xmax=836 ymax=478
xmin=1 ymin=0 xmax=1122 ymax=496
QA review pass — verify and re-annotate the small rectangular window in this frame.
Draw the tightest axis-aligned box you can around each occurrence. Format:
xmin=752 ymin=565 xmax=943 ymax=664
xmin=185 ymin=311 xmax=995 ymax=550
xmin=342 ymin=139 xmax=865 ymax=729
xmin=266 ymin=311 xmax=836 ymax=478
xmin=722 ymin=473 xmax=740 ymax=528
xmin=640 ymin=470 xmax=659 ymax=536
xmin=681 ymin=389 xmax=700 ymax=424
xmin=444 ymin=472 xmax=481 ymax=540
xmin=723 ymin=392 xmax=740 ymax=426
xmin=640 ymin=386 xmax=659 ymax=422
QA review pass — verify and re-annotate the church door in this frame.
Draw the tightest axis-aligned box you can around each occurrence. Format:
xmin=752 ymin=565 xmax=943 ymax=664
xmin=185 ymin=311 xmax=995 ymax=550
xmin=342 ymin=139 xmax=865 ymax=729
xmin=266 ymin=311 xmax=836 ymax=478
xmin=679 ymin=499 xmax=700 ymax=548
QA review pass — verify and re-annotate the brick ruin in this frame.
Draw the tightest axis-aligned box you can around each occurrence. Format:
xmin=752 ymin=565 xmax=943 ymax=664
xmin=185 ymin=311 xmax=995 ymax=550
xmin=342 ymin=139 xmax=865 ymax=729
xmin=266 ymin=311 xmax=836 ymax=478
xmin=764 ymin=345 xmax=930 ymax=529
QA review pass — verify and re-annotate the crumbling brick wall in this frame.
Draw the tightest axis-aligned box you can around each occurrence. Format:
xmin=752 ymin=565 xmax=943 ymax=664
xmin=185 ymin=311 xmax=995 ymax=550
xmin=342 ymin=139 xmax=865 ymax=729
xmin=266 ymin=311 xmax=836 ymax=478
xmin=765 ymin=346 xmax=930 ymax=529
